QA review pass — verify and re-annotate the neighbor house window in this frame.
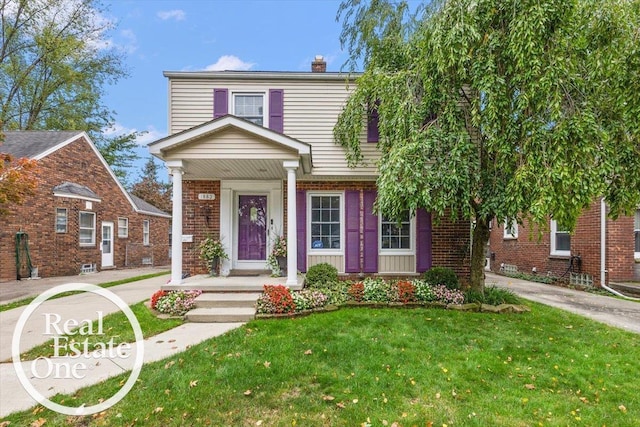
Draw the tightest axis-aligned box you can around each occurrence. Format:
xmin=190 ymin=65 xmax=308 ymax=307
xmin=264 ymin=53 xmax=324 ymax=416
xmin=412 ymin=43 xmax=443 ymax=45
xmin=380 ymin=211 xmax=412 ymax=250
xmin=79 ymin=211 xmax=95 ymax=246
xmin=310 ymin=194 xmax=342 ymax=250
xmin=550 ymin=219 xmax=571 ymax=256
xmin=634 ymin=209 xmax=640 ymax=258
xmin=143 ymin=220 xmax=150 ymax=246
xmin=118 ymin=217 xmax=128 ymax=238
xmin=56 ymin=208 xmax=67 ymax=233
xmin=234 ymin=93 xmax=264 ymax=125
xmin=504 ymin=218 xmax=518 ymax=239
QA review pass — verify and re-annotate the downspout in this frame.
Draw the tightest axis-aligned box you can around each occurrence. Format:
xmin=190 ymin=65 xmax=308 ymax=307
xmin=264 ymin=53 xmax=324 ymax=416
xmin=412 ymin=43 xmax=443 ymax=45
xmin=600 ymin=198 xmax=640 ymax=300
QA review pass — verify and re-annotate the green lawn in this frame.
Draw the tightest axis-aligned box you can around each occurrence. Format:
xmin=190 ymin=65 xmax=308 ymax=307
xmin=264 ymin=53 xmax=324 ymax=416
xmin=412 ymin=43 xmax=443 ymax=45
xmin=17 ymin=302 xmax=183 ymax=361
xmin=3 ymin=303 xmax=639 ymax=426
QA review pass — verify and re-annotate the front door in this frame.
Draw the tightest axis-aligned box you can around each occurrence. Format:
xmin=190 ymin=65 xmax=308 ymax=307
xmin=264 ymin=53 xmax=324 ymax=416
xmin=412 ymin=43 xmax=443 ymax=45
xmin=101 ymin=222 xmax=114 ymax=267
xmin=237 ymin=195 xmax=267 ymax=267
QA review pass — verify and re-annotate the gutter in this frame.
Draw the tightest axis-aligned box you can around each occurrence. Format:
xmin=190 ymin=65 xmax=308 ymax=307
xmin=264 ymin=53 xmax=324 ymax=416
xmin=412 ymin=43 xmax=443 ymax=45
xmin=599 ymin=198 xmax=640 ymax=301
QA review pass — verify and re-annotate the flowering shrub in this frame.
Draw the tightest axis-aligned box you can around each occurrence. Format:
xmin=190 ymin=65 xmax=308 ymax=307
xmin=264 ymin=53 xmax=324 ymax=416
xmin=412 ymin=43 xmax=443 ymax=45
xmin=150 ymin=290 xmax=167 ymax=310
xmin=413 ymin=280 xmax=435 ymax=302
xmin=395 ymin=280 xmax=416 ymax=303
xmin=363 ymin=278 xmax=389 ymax=302
xmin=348 ymin=282 xmax=364 ymax=302
xmin=271 ymin=235 xmax=287 ymax=258
xmin=154 ymin=290 xmax=202 ymax=316
xmin=431 ymin=285 xmax=465 ymax=305
xmin=292 ymin=290 xmax=328 ymax=312
xmin=257 ymin=285 xmax=296 ymax=314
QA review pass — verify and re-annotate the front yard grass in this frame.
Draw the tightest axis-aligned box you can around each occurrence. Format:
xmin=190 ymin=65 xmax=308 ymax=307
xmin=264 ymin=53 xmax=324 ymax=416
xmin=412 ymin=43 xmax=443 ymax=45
xmin=3 ymin=303 xmax=639 ymax=426
xmin=17 ymin=302 xmax=183 ymax=361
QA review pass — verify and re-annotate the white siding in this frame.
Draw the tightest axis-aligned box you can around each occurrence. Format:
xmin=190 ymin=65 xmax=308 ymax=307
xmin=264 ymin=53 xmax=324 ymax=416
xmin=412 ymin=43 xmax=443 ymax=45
xmin=308 ymin=255 xmax=343 ymax=272
xmin=168 ymin=77 xmax=380 ymax=176
xmin=378 ymin=255 xmax=416 ymax=274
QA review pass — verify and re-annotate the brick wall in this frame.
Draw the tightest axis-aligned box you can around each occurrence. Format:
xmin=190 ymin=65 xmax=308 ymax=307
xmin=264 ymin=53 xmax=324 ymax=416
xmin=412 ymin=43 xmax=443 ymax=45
xmin=489 ymin=199 xmax=638 ymax=285
xmin=180 ymin=179 xmax=470 ymax=280
xmin=0 ymin=136 xmax=170 ymax=282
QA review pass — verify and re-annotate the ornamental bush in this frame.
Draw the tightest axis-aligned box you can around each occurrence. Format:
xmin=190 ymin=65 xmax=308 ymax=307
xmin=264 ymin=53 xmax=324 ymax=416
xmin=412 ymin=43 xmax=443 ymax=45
xmin=395 ymin=280 xmax=416 ymax=303
xmin=150 ymin=290 xmax=167 ymax=310
xmin=348 ymin=282 xmax=364 ymax=302
xmin=292 ymin=289 xmax=329 ymax=312
xmin=305 ymin=263 xmax=338 ymax=288
xmin=154 ymin=290 xmax=202 ymax=316
xmin=431 ymin=285 xmax=465 ymax=305
xmin=363 ymin=277 xmax=389 ymax=302
xmin=258 ymin=285 xmax=296 ymax=314
xmin=422 ymin=266 xmax=460 ymax=290
xmin=413 ymin=279 xmax=435 ymax=302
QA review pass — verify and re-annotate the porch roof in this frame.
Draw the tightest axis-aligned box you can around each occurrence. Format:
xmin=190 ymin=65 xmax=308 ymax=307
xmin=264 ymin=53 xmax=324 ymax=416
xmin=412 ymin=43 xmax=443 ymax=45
xmin=148 ymin=115 xmax=312 ymax=180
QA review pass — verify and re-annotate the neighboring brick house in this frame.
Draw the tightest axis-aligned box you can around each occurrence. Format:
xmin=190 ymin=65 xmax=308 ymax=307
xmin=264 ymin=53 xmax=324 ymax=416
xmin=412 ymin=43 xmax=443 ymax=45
xmin=148 ymin=56 xmax=471 ymax=286
xmin=0 ymin=131 xmax=171 ymax=282
xmin=489 ymin=198 xmax=640 ymax=286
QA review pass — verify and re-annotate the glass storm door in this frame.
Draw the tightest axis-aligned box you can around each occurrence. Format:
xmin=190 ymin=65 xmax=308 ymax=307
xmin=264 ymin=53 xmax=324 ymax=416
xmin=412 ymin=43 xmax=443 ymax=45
xmin=101 ymin=222 xmax=114 ymax=267
xmin=237 ymin=195 xmax=267 ymax=261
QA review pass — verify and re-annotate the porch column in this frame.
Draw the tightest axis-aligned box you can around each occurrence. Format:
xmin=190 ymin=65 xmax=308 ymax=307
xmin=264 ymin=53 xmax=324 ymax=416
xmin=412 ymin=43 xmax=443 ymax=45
xmin=284 ymin=160 xmax=299 ymax=287
xmin=167 ymin=161 xmax=184 ymax=285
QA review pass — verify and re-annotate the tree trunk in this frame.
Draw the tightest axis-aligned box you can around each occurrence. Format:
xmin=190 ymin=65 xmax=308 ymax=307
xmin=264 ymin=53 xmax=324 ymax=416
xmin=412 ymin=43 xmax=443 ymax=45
xmin=469 ymin=218 xmax=491 ymax=293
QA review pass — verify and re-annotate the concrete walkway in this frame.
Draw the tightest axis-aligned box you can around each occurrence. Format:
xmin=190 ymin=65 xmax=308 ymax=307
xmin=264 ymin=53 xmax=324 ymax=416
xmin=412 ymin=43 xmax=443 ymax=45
xmin=487 ymin=272 xmax=640 ymax=334
xmin=0 ymin=268 xmax=245 ymax=418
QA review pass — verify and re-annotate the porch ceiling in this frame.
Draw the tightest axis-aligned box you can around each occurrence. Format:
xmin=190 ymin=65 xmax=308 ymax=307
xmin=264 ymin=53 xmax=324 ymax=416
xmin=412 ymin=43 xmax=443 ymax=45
xmin=178 ymin=158 xmax=304 ymax=180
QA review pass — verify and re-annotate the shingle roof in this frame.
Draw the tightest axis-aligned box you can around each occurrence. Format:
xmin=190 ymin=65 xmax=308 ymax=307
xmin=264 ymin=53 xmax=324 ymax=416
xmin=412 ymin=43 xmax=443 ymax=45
xmin=129 ymin=194 xmax=171 ymax=217
xmin=53 ymin=182 xmax=101 ymax=200
xmin=1 ymin=131 xmax=82 ymax=158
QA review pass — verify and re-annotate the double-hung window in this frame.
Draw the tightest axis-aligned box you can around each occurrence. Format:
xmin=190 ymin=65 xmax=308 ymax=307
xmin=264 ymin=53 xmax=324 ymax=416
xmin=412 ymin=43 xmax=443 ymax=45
xmin=56 ymin=208 xmax=67 ymax=233
xmin=79 ymin=211 xmax=96 ymax=246
xmin=634 ymin=209 xmax=640 ymax=259
xmin=503 ymin=218 xmax=518 ymax=239
xmin=118 ymin=217 xmax=128 ymax=238
xmin=550 ymin=219 xmax=571 ymax=256
xmin=309 ymin=194 xmax=342 ymax=251
xmin=143 ymin=220 xmax=150 ymax=246
xmin=380 ymin=211 xmax=412 ymax=251
xmin=234 ymin=94 xmax=264 ymax=125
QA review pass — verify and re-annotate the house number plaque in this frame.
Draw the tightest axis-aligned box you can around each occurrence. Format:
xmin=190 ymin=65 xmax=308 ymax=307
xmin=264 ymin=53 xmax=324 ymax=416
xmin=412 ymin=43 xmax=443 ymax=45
xmin=198 ymin=193 xmax=215 ymax=200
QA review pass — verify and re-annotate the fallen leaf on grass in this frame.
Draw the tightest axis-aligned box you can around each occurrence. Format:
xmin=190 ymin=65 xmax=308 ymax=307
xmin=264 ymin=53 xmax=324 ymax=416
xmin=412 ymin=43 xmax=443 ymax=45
xmin=619 ymin=405 xmax=627 ymax=413
xmin=524 ymin=384 xmax=536 ymax=390
xmin=263 ymin=361 xmax=271 ymax=368
xmin=304 ymin=349 xmax=313 ymax=355
xmin=244 ymin=390 xmax=252 ymax=396
xmin=189 ymin=380 xmax=198 ymax=388
xmin=322 ymin=395 xmax=335 ymax=401
xmin=336 ymin=402 xmax=346 ymax=409
xmin=31 ymin=419 xmax=46 ymax=427
xmin=153 ymin=407 xmax=163 ymax=414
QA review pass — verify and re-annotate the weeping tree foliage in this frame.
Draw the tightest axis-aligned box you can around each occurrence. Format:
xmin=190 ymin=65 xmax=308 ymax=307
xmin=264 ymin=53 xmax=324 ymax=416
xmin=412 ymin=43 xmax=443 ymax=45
xmin=335 ymin=0 xmax=640 ymax=291
xmin=0 ymin=0 xmax=139 ymax=183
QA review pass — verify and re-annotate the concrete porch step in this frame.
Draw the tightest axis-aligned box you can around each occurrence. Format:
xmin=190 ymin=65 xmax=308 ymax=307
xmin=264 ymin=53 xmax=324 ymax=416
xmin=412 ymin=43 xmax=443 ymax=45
xmin=194 ymin=292 xmax=261 ymax=308
xmin=186 ymin=307 xmax=256 ymax=323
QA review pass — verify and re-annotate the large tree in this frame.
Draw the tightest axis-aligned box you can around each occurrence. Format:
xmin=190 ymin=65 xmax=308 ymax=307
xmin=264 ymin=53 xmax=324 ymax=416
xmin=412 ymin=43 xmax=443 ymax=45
xmin=0 ymin=0 xmax=138 ymax=182
xmin=130 ymin=157 xmax=172 ymax=213
xmin=335 ymin=0 xmax=640 ymax=291
xmin=0 ymin=131 xmax=38 ymax=215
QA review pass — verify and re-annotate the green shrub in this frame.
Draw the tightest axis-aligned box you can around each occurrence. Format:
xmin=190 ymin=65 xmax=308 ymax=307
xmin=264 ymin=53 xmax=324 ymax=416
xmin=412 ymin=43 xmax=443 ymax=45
xmin=305 ymin=263 xmax=339 ymax=288
xmin=363 ymin=278 xmax=389 ymax=302
xmin=422 ymin=266 xmax=460 ymax=290
xmin=464 ymin=286 xmax=520 ymax=305
xmin=413 ymin=279 xmax=435 ymax=302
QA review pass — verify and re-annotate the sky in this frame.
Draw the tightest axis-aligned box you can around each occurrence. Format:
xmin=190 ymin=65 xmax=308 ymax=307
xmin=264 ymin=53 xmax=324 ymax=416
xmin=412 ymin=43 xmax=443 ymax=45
xmin=100 ymin=0 xmax=348 ymax=182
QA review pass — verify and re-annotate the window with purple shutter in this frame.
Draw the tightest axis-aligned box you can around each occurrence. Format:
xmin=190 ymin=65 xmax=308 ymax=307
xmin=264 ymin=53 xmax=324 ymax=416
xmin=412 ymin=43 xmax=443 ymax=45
xmin=296 ymin=190 xmax=307 ymax=272
xmin=363 ymin=190 xmax=378 ymax=272
xmin=269 ymin=89 xmax=284 ymax=133
xmin=213 ymin=88 xmax=228 ymax=118
xmin=367 ymin=103 xmax=379 ymax=143
xmin=416 ymin=209 xmax=433 ymax=273
xmin=345 ymin=190 xmax=360 ymax=273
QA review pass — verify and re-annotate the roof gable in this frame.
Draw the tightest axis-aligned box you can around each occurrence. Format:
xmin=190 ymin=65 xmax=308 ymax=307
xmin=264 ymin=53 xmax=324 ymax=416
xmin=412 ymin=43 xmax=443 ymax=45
xmin=1 ymin=131 xmax=83 ymax=159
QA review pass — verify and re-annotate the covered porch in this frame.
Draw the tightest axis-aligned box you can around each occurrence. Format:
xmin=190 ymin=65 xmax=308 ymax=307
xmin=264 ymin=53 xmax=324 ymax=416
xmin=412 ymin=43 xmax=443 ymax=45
xmin=149 ymin=115 xmax=312 ymax=288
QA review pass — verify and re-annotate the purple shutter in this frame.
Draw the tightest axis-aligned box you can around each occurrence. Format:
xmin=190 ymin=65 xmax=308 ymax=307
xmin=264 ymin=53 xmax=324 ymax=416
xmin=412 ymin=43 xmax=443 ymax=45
xmin=416 ymin=209 xmax=433 ymax=273
xmin=345 ymin=190 xmax=361 ymax=273
xmin=367 ymin=104 xmax=379 ymax=143
xmin=363 ymin=190 xmax=378 ymax=273
xmin=269 ymin=89 xmax=284 ymax=133
xmin=296 ymin=190 xmax=307 ymax=272
xmin=213 ymin=88 xmax=228 ymax=118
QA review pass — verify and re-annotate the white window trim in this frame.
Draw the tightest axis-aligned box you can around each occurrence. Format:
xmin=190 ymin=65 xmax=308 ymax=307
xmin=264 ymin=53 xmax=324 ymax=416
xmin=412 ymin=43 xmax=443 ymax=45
xmin=143 ymin=220 xmax=150 ymax=246
xmin=307 ymin=192 xmax=344 ymax=256
xmin=79 ymin=211 xmax=96 ymax=247
xmin=231 ymin=91 xmax=268 ymax=127
xmin=503 ymin=218 xmax=518 ymax=239
xmin=379 ymin=212 xmax=415 ymax=255
xmin=550 ymin=219 xmax=570 ymax=257
xmin=118 ymin=217 xmax=129 ymax=238
xmin=56 ymin=208 xmax=68 ymax=233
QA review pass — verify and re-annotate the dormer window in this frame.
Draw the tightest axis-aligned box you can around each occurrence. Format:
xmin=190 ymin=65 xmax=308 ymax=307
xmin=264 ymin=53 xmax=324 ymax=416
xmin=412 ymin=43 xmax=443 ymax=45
xmin=234 ymin=94 xmax=264 ymax=125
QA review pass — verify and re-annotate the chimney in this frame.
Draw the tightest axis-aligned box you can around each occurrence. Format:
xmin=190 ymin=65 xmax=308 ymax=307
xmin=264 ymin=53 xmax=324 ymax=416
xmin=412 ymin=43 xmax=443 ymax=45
xmin=311 ymin=55 xmax=326 ymax=73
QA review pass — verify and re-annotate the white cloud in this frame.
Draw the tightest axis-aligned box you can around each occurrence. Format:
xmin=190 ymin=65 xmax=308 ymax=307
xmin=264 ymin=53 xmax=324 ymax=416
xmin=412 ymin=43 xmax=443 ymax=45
xmin=157 ymin=9 xmax=186 ymax=21
xmin=204 ymin=55 xmax=255 ymax=71
xmin=103 ymin=123 xmax=166 ymax=146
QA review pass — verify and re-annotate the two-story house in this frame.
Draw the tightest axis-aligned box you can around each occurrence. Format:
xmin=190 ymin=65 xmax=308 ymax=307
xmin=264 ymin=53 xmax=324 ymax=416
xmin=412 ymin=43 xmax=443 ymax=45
xmin=149 ymin=57 xmax=471 ymax=286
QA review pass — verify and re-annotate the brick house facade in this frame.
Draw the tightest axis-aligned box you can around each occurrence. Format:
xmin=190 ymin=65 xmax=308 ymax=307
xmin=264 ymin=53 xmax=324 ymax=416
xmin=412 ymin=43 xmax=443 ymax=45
xmin=489 ymin=198 xmax=640 ymax=286
xmin=149 ymin=59 xmax=472 ymax=286
xmin=0 ymin=131 xmax=171 ymax=282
